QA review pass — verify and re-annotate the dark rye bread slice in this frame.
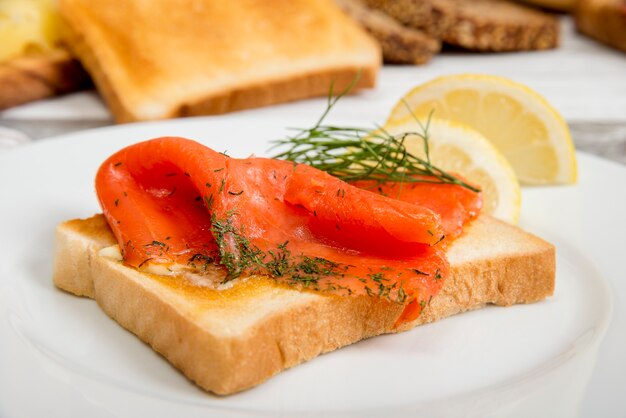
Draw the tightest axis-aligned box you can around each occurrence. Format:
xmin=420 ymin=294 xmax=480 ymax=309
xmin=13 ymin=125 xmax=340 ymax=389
xmin=363 ymin=0 xmax=451 ymax=38
xmin=336 ymin=0 xmax=440 ymax=64
xmin=575 ymin=0 xmax=626 ymax=53
xmin=53 ymin=214 xmax=555 ymax=394
xmin=365 ymin=0 xmax=559 ymax=51
xmin=433 ymin=0 xmax=560 ymax=51
xmin=0 ymin=48 xmax=91 ymax=111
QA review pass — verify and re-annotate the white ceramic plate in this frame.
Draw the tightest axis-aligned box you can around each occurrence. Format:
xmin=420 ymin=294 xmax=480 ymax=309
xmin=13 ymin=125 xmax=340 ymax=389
xmin=0 ymin=115 xmax=623 ymax=417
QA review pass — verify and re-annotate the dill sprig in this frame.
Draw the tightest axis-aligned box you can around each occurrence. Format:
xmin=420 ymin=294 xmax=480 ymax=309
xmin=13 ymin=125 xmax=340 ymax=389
xmin=270 ymin=82 xmax=480 ymax=193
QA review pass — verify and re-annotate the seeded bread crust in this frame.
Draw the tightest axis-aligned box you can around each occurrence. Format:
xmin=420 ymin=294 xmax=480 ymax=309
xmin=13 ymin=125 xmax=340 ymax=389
xmin=0 ymin=48 xmax=90 ymax=111
xmin=53 ymin=214 xmax=555 ymax=394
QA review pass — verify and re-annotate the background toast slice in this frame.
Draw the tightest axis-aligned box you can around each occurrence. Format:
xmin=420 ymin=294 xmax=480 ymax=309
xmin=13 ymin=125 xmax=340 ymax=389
xmin=59 ymin=0 xmax=381 ymax=123
xmin=53 ymin=214 xmax=555 ymax=394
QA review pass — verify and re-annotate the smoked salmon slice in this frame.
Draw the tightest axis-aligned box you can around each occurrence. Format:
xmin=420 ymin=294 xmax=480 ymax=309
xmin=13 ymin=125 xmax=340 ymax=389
xmin=95 ymin=137 xmax=481 ymax=323
xmin=351 ymin=179 xmax=482 ymax=242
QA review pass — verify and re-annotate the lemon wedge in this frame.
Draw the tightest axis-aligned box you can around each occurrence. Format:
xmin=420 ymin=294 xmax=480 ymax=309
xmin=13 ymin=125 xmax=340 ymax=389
xmin=384 ymin=118 xmax=521 ymax=224
xmin=386 ymin=74 xmax=577 ymax=185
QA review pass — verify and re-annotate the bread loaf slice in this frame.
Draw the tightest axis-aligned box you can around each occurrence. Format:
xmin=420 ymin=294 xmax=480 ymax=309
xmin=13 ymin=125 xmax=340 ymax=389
xmin=432 ymin=0 xmax=560 ymax=51
xmin=0 ymin=48 xmax=90 ymax=110
xmin=363 ymin=0 xmax=450 ymax=38
xmin=365 ymin=0 xmax=559 ymax=51
xmin=335 ymin=0 xmax=441 ymax=64
xmin=336 ymin=0 xmax=441 ymax=64
xmin=575 ymin=0 xmax=626 ymax=53
xmin=53 ymin=214 xmax=555 ymax=395
xmin=59 ymin=0 xmax=381 ymax=123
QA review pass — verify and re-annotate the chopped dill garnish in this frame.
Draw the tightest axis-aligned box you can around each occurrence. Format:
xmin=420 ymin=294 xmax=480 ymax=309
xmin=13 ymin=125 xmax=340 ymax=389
xmin=204 ymin=194 xmax=214 ymax=209
xmin=145 ymin=240 xmax=166 ymax=247
xmin=210 ymin=211 xmax=348 ymax=290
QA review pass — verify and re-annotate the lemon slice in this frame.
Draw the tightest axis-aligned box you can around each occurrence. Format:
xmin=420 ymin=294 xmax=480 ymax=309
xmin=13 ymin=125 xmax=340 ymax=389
xmin=386 ymin=74 xmax=577 ymax=185
xmin=384 ymin=118 xmax=521 ymax=223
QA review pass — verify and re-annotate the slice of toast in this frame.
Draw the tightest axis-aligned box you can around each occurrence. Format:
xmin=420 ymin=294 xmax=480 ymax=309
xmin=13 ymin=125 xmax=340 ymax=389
xmin=0 ymin=48 xmax=91 ymax=111
xmin=53 ymin=214 xmax=555 ymax=395
xmin=58 ymin=0 xmax=381 ymax=123
xmin=336 ymin=0 xmax=441 ymax=64
xmin=575 ymin=0 xmax=626 ymax=53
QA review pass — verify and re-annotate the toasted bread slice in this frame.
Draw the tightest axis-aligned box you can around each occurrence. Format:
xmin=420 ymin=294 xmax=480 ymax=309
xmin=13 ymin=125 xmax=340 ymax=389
xmin=575 ymin=0 xmax=626 ymax=53
xmin=53 ymin=214 xmax=554 ymax=395
xmin=0 ymin=48 xmax=90 ymax=110
xmin=58 ymin=0 xmax=381 ymax=123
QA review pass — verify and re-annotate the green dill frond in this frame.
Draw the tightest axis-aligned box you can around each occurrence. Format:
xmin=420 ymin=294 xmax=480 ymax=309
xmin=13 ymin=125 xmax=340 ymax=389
xmin=270 ymin=82 xmax=479 ymax=193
